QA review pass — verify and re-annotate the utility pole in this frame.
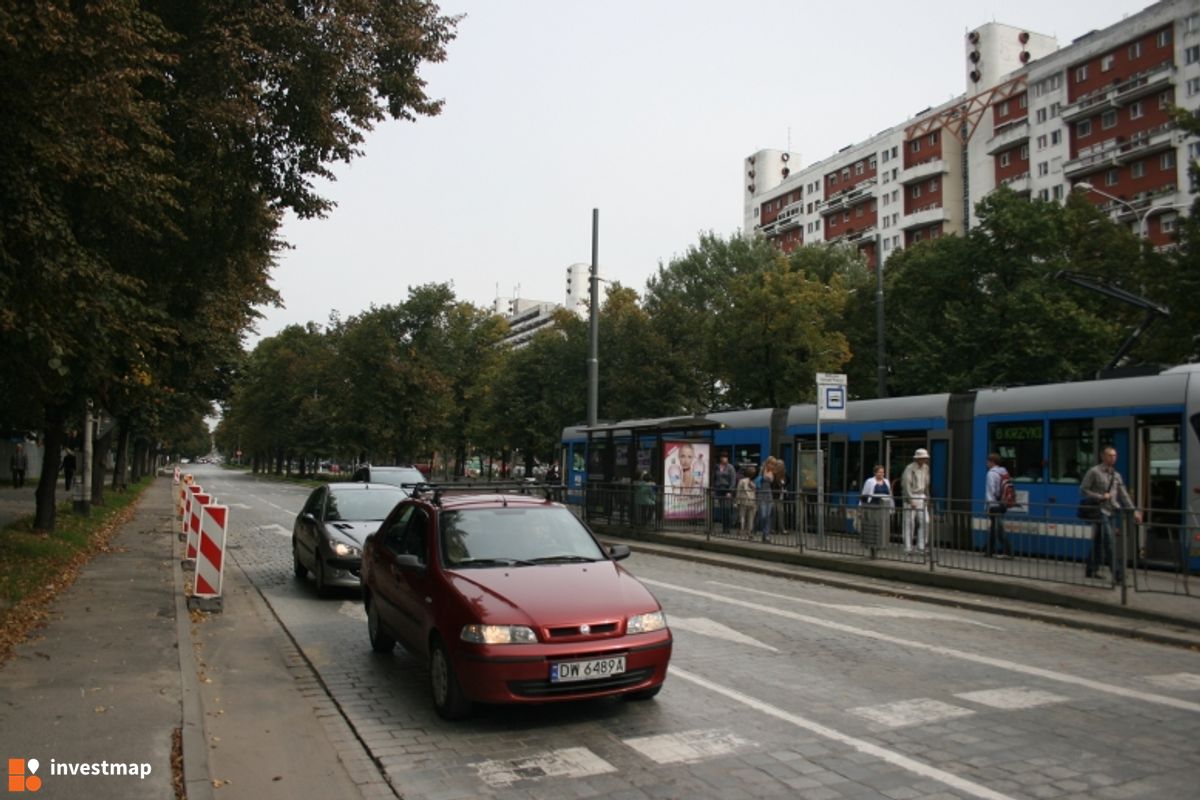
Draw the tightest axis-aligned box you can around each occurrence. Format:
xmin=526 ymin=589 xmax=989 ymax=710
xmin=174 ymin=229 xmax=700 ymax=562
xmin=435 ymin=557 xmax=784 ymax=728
xmin=875 ymin=236 xmax=887 ymax=397
xmin=74 ymin=403 xmax=93 ymax=516
xmin=587 ymin=209 xmax=599 ymax=428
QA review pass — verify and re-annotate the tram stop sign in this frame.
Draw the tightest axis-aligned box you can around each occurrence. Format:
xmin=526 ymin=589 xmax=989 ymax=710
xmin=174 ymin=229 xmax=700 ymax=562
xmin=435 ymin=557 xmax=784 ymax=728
xmin=817 ymin=373 xmax=847 ymax=421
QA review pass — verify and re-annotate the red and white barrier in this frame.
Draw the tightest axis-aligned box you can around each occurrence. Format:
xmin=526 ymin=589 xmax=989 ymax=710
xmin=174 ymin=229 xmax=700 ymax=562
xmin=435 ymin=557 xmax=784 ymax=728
xmin=194 ymin=504 xmax=228 ymax=601
xmin=185 ymin=492 xmax=213 ymax=562
xmin=181 ymin=483 xmax=202 ymax=532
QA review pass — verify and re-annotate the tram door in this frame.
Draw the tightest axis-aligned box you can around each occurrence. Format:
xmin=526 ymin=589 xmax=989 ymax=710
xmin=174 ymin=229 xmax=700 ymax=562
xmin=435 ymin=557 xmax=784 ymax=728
xmin=1140 ymin=423 xmax=1183 ymax=566
xmin=1095 ymin=417 xmax=1134 ymax=566
xmin=885 ymin=437 xmax=926 ymax=545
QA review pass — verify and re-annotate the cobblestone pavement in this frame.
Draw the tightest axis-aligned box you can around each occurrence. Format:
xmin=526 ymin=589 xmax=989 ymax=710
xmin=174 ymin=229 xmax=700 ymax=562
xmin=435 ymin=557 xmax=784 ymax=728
xmin=198 ymin=467 xmax=1200 ymax=800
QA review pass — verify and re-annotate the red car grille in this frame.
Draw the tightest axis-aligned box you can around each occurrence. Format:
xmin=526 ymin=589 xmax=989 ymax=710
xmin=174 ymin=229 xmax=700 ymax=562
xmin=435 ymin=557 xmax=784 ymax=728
xmin=545 ymin=622 xmax=620 ymax=640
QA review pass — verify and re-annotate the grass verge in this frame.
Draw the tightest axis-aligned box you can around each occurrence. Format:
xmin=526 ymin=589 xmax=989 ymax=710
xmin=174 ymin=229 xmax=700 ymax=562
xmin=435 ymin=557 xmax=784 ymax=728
xmin=0 ymin=478 xmax=152 ymax=665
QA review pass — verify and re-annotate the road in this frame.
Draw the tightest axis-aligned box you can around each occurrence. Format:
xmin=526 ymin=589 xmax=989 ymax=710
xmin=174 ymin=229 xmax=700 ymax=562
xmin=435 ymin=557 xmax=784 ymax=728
xmin=194 ymin=465 xmax=1200 ymax=800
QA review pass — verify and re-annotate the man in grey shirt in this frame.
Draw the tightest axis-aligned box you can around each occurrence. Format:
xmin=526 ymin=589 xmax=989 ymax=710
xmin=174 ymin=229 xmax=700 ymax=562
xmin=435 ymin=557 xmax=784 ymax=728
xmin=1080 ymin=446 xmax=1141 ymax=581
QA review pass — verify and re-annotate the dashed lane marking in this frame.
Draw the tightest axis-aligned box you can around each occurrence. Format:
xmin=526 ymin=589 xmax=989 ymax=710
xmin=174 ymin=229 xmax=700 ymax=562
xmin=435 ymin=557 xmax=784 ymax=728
xmin=706 ymin=579 xmax=1005 ymax=629
xmin=622 ymin=728 xmax=753 ymax=765
xmin=472 ymin=747 xmax=616 ymax=788
xmin=669 ymin=617 xmax=780 ymax=652
xmin=955 ymin=687 xmax=1070 ymax=709
xmin=644 ymin=578 xmax=1200 ymax=714
xmin=671 ymin=667 xmax=1018 ymax=800
xmin=849 ymin=698 xmax=975 ymax=729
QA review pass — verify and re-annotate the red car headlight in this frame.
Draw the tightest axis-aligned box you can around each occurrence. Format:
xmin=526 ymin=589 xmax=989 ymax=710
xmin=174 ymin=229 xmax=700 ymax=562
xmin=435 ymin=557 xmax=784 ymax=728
xmin=460 ymin=624 xmax=538 ymax=644
xmin=626 ymin=611 xmax=667 ymax=634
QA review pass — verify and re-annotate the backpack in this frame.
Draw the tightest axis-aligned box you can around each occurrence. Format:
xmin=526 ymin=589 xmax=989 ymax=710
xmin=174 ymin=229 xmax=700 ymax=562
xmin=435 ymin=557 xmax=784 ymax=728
xmin=997 ymin=469 xmax=1016 ymax=509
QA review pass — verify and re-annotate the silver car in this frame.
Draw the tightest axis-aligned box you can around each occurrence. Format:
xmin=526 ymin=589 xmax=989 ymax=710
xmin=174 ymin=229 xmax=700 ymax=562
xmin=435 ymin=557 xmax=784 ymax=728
xmin=293 ymin=483 xmax=406 ymax=596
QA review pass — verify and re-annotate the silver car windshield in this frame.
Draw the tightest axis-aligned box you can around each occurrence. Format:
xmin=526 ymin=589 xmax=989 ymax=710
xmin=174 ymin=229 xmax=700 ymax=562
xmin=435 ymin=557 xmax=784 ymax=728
xmin=439 ymin=507 xmax=605 ymax=567
xmin=326 ymin=488 xmax=405 ymax=522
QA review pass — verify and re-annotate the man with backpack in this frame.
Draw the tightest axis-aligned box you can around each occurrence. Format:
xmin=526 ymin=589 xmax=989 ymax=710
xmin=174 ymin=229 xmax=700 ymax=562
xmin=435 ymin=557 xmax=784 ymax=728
xmin=985 ymin=453 xmax=1013 ymax=558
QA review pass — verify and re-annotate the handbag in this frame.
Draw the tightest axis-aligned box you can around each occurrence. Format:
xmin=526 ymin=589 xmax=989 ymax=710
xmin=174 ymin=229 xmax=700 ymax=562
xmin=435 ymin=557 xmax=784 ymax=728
xmin=1077 ymin=474 xmax=1114 ymax=521
xmin=1076 ymin=497 xmax=1101 ymax=521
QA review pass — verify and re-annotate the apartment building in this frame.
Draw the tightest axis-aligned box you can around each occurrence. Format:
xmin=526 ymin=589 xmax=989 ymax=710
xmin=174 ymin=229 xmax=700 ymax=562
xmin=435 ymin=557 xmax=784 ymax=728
xmin=744 ymin=0 xmax=1199 ymax=266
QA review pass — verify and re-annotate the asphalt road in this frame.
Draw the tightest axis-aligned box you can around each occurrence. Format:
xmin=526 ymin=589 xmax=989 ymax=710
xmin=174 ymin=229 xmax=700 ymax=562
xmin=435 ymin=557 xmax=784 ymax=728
xmin=193 ymin=465 xmax=1200 ymax=800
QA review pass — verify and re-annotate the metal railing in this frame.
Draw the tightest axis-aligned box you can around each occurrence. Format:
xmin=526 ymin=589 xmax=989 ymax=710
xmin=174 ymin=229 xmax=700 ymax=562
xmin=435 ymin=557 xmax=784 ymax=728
xmin=567 ymin=483 xmax=1195 ymax=600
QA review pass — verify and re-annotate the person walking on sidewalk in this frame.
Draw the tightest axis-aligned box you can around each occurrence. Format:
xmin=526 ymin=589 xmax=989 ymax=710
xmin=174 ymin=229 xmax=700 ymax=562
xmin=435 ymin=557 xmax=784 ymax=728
xmin=984 ymin=453 xmax=1012 ymax=558
xmin=10 ymin=444 xmax=28 ymax=489
xmin=1080 ymin=446 xmax=1141 ymax=581
xmin=900 ymin=449 xmax=931 ymax=554
xmin=61 ymin=448 xmax=77 ymax=492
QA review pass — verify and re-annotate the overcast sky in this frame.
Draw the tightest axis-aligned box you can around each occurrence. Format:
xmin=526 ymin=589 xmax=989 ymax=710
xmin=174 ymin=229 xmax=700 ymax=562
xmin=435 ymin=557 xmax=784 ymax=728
xmin=252 ymin=0 xmax=1153 ymax=346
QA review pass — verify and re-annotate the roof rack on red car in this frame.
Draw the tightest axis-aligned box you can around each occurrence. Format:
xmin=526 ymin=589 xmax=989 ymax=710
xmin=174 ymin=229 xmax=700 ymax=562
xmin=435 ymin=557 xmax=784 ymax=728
xmin=403 ymin=480 xmax=556 ymax=506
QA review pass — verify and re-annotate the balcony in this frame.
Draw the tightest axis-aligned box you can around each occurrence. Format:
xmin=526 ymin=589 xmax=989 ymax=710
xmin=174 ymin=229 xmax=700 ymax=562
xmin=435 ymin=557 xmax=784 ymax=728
xmin=1061 ymin=87 xmax=1117 ymax=123
xmin=1061 ymin=60 xmax=1175 ymax=122
xmin=986 ymin=119 xmax=1031 ymax=155
xmin=899 ymin=158 xmax=948 ymax=185
xmin=822 ymin=177 xmax=877 ymax=215
xmin=1062 ymin=123 xmax=1178 ymax=178
xmin=999 ymin=172 xmax=1031 ymax=194
xmin=901 ymin=204 xmax=948 ymax=231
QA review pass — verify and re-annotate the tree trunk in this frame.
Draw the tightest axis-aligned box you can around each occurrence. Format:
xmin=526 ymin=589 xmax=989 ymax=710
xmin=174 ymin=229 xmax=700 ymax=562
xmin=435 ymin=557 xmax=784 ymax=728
xmin=131 ymin=437 xmax=146 ymax=482
xmin=112 ymin=419 xmax=131 ymax=491
xmin=35 ymin=407 xmax=67 ymax=531
xmin=91 ymin=425 xmax=115 ymax=507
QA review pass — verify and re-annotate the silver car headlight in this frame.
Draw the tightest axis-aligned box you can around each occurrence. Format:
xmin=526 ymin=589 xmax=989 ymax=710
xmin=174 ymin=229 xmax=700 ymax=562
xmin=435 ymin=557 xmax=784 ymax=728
xmin=626 ymin=611 xmax=667 ymax=634
xmin=460 ymin=624 xmax=538 ymax=644
xmin=332 ymin=541 xmax=361 ymax=557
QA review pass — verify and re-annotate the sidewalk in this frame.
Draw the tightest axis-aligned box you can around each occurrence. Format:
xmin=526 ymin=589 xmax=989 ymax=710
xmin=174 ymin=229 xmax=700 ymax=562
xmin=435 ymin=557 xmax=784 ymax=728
xmin=0 ymin=478 xmax=384 ymax=799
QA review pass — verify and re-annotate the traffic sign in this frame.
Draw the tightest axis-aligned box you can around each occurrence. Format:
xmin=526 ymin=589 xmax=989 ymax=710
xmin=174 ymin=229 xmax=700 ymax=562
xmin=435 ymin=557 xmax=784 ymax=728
xmin=817 ymin=373 xmax=847 ymax=420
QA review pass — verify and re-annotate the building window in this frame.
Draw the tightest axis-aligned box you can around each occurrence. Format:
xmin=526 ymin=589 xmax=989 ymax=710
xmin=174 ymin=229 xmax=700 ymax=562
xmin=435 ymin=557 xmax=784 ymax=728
xmin=1128 ymin=41 xmax=1142 ymax=60
xmin=928 ymin=130 xmax=939 ymax=145
xmin=1039 ymin=188 xmax=1050 ymax=200
xmin=1102 ymin=109 xmax=1117 ymax=129
xmin=1075 ymin=65 xmax=1088 ymax=83
xmin=1187 ymin=13 xmax=1200 ymax=34
xmin=1157 ymin=30 xmax=1170 ymax=48
xmin=1019 ymin=144 xmax=1029 ymax=160
xmin=856 ymin=205 xmax=863 ymax=217
xmin=1129 ymin=101 xmax=1144 ymax=120
xmin=1053 ymin=185 xmax=1064 ymax=200
xmin=1161 ymin=151 xmax=1176 ymax=170
xmin=1105 ymin=168 xmax=1119 ymax=187
xmin=882 ymin=171 xmax=890 ymax=184
xmin=1188 ymin=77 xmax=1200 ymax=97
xmin=843 ymin=211 xmax=850 ymax=222
xmin=1101 ymin=54 xmax=1115 ymax=72
xmin=1000 ymin=152 xmax=1011 ymax=167
xmin=1159 ymin=90 xmax=1172 ymax=108
xmin=1036 ymin=108 xmax=1048 ymax=123
xmin=855 ymin=161 xmax=864 ymax=176
xmin=891 ymin=146 xmax=898 ymax=159
xmin=911 ymin=184 xmax=922 ymax=198
xmin=1019 ymin=94 xmax=1028 ymax=109
xmin=910 ymin=140 xmax=921 ymax=153
xmin=1051 ymin=130 xmax=1062 ymax=145
xmin=998 ymin=100 xmax=1009 ymax=117
xmin=841 ymin=167 xmax=850 ymax=180
xmin=883 ymin=216 xmax=890 ymax=229
xmin=869 ymin=157 xmax=877 ymax=170
xmin=912 ymin=230 xmax=922 ymax=243
xmin=1037 ymin=134 xmax=1048 ymax=150
xmin=882 ymin=194 xmax=889 ymax=206
xmin=830 ymin=174 xmax=838 ymax=186
xmin=1131 ymin=160 xmax=1146 ymax=179
xmin=1187 ymin=46 xmax=1200 ymax=65
xmin=1050 ymin=102 xmax=1061 ymax=118
xmin=882 ymin=150 xmax=889 ymax=163
xmin=1161 ymin=213 xmax=1177 ymax=233
xmin=1077 ymin=119 xmax=1092 ymax=138
xmin=1038 ymin=161 xmax=1049 ymax=176
xmin=929 ymin=177 xmax=939 ymax=192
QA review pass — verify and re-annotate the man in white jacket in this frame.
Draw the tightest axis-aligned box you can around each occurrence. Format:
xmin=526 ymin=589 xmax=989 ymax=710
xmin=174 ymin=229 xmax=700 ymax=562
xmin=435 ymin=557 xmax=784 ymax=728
xmin=900 ymin=449 xmax=930 ymax=555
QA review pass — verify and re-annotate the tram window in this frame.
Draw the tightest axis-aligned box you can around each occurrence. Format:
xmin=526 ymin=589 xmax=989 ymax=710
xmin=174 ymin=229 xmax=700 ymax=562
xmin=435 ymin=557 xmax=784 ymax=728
xmin=862 ymin=441 xmax=881 ymax=484
xmin=732 ymin=444 xmax=761 ymax=475
xmin=1049 ymin=420 xmax=1093 ymax=483
xmin=847 ymin=442 xmax=863 ymax=491
xmin=990 ymin=422 xmax=1044 ymax=482
xmin=829 ymin=442 xmax=846 ymax=492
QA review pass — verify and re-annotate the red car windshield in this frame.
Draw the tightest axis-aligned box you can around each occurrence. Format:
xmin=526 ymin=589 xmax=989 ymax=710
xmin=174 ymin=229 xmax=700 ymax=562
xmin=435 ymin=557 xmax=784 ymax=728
xmin=439 ymin=507 xmax=606 ymax=567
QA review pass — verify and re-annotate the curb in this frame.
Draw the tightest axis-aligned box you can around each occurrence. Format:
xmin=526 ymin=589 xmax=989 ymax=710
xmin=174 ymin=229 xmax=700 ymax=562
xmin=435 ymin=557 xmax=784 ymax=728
xmin=599 ymin=533 xmax=1200 ymax=650
xmin=173 ymin=517 xmax=214 ymax=800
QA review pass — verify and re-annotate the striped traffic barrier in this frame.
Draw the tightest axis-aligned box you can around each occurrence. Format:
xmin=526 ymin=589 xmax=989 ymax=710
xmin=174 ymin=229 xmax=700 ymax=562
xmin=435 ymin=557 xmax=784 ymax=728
xmin=190 ymin=504 xmax=229 ymax=612
xmin=180 ymin=482 xmax=201 ymax=533
xmin=182 ymin=491 xmax=212 ymax=570
xmin=176 ymin=474 xmax=195 ymax=520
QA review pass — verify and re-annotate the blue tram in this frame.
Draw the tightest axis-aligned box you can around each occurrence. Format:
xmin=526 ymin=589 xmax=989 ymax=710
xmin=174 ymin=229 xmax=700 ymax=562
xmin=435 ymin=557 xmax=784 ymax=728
xmin=562 ymin=364 xmax=1200 ymax=571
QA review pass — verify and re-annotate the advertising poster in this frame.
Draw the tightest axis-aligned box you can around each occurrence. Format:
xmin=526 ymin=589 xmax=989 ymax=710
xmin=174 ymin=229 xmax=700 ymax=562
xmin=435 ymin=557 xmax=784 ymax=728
xmin=663 ymin=441 xmax=710 ymax=520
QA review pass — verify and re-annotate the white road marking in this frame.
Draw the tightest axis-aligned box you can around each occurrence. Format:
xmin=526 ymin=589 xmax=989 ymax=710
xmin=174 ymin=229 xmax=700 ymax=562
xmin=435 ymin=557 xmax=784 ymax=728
xmin=226 ymin=502 xmax=252 ymax=509
xmin=955 ymin=687 xmax=1069 ymax=709
xmin=671 ymin=667 xmax=1018 ymax=800
xmin=338 ymin=602 xmax=366 ymax=622
xmin=644 ymin=578 xmax=1200 ymax=714
xmin=622 ymin=728 xmax=753 ymax=765
xmin=1144 ymin=672 xmax=1200 ymax=691
xmin=707 ymin=580 xmax=1004 ymax=629
xmin=669 ymin=617 xmax=779 ymax=652
xmin=258 ymin=524 xmax=291 ymax=537
xmin=850 ymin=698 xmax=974 ymax=728
xmin=472 ymin=747 xmax=615 ymax=788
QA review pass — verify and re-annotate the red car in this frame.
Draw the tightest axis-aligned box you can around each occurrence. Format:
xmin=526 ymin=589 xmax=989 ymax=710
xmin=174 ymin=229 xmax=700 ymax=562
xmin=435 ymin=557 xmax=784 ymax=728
xmin=361 ymin=489 xmax=672 ymax=720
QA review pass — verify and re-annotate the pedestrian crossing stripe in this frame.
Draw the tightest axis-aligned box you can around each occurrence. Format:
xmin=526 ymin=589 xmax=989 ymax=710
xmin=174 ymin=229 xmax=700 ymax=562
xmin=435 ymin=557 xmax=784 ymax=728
xmin=850 ymin=698 xmax=975 ymax=728
xmin=622 ymin=729 xmax=752 ymax=765
xmin=955 ymin=687 xmax=1069 ymax=709
xmin=472 ymin=747 xmax=615 ymax=788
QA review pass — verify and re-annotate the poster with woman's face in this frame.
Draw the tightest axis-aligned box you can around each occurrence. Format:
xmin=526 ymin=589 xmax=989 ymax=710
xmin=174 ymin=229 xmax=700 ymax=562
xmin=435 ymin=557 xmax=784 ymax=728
xmin=663 ymin=441 xmax=710 ymax=520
